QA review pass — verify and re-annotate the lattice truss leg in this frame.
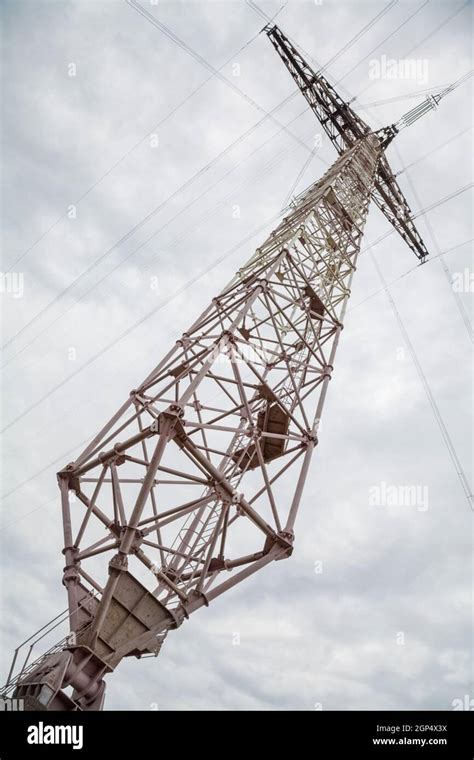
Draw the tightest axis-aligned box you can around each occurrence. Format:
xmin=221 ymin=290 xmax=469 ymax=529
xmin=68 ymin=133 xmax=381 ymax=642
xmin=13 ymin=135 xmax=382 ymax=710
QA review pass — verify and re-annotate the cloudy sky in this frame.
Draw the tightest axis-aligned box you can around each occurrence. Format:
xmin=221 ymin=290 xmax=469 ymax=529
xmin=0 ymin=0 xmax=472 ymax=710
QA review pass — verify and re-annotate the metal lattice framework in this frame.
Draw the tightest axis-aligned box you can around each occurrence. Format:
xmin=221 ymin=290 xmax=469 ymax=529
xmin=8 ymin=24 xmax=435 ymax=711
xmin=12 ymin=134 xmax=382 ymax=710
xmin=266 ymin=25 xmax=429 ymax=261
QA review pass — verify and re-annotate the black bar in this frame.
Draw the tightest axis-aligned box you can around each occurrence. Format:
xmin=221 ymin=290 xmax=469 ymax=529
xmin=0 ymin=707 xmax=472 ymax=757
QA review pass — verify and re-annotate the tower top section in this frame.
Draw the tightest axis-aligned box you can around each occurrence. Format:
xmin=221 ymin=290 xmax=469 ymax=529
xmin=266 ymin=24 xmax=430 ymax=261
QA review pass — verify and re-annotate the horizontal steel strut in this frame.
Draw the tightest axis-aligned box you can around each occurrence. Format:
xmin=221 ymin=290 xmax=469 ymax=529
xmin=11 ymin=133 xmax=384 ymax=710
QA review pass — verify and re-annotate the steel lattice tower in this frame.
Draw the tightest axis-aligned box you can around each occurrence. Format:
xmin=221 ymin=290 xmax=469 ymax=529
xmin=8 ymin=25 xmax=436 ymax=710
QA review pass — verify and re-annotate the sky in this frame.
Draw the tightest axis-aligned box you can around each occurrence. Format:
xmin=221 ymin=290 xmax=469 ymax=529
xmin=0 ymin=0 xmax=472 ymax=711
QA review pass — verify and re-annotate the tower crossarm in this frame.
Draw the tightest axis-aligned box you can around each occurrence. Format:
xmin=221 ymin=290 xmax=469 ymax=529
xmin=266 ymin=24 xmax=371 ymax=153
xmin=372 ymin=156 xmax=429 ymax=260
xmin=266 ymin=24 xmax=429 ymax=262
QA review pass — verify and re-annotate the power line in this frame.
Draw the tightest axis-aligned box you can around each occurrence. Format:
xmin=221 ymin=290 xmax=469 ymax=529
xmin=361 ymin=72 xmax=473 ymax=110
xmin=369 ymin=249 xmax=473 ymax=511
xmin=0 ymin=437 xmax=91 ymax=502
xmin=393 ymin=72 xmax=473 ymax=132
xmin=345 ymin=23 xmax=474 ymax=511
xmin=1 ymin=184 xmax=470 ymax=438
xmin=340 ymin=11 xmax=473 ymax=345
xmin=361 ymin=86 xmax=456 ymax=108
xmin=338 ymin=0 xmax=429 ymax=84
xmin=0 ymin=209 xmax=283 ymax=438
xmin=10 ymin=76 xmax=458 ymax=372
xmin=351 ymin=0 xmax=471 ymax=105
xmin=433 ymin=69 xmax=473 ymax=101
xmin=7 ymin=127 xmax=467 ymax=379
xmin=362 ymin=183 xmax=472 ymax=253
xmin=2 ymin=1 xmax=467 ymax=398
xmin=395 ymin=126 xmax=472 ymax=176
xmin=1 ymin=6 xmax=471 ymax=551
xmin=356 ymin=60 xmax=473 ymax=342
xmin=2 ymin=3 xmax=469 ymax=466
xmin=4 ymin=22 xmax=266 ymax=274
xmin=1 ymin=0 xmax=285 ymax=278
xmin=394 ymin=147 xmax=473 ymax=342
xmin=350 ymin=238 xmax=474 ymax=312
xmin=2 ymin=0 xmax=395 ymax=358
xmin=7 ymin=0 xmax=338 ymax=349
xmin=1 ymin=107 xmax=317 ymax=369
xmin=313 ymin=0 xmax=399 ymax=73
xmin=2 ymin=234 xmax=470 ymax=509
xmin=284 ymin=147 xmax=318 ymax=207
xmin=1 ymin=90 xmax=301 ymax=351
xmin=126 ymin=0 xmax=309 ymax=151
xmin=247 ymin=0 xmax=398 ymax=92
xmin=0 ymin=496 xmax=57 ymax=532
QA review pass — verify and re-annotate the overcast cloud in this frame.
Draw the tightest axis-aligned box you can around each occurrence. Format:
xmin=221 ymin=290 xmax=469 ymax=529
xmin=0 ymin=0 xmax=472 ymax=710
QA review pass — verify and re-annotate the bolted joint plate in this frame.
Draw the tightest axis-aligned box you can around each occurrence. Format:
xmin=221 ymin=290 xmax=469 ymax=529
xmin=83 ymin=571 xmax=183 ymax=668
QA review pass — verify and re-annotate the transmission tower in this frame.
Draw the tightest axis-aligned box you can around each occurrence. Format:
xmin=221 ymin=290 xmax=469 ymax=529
xmin=6 ymin=24 xmax=451 ymax=711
